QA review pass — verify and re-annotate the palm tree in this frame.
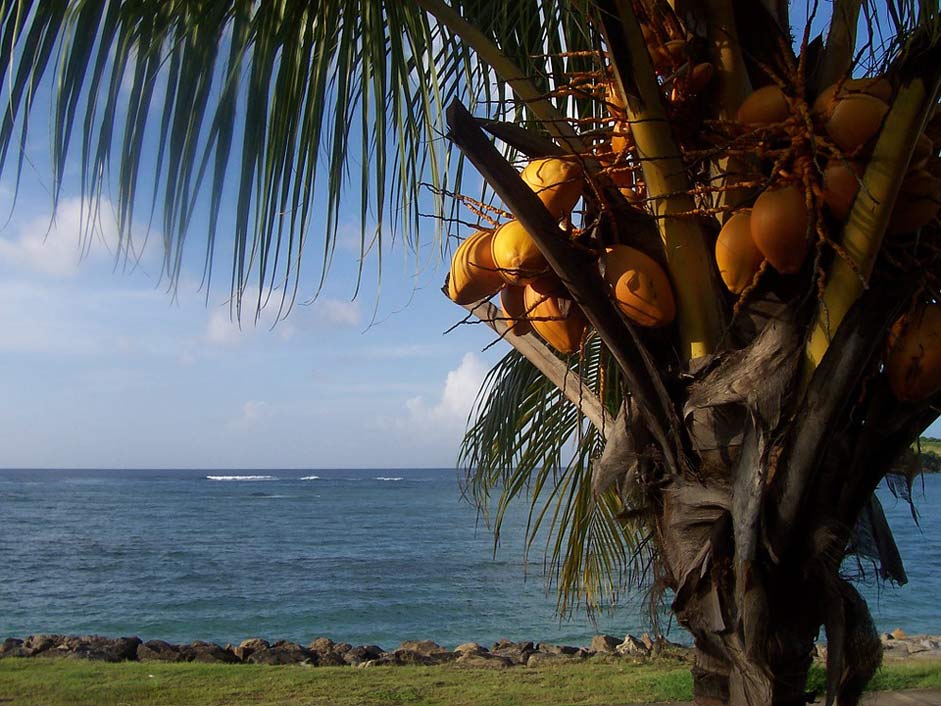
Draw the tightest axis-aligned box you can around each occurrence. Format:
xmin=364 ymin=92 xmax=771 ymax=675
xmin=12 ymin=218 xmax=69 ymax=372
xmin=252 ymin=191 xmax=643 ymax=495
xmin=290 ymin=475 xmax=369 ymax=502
xmin=3 ymin=1 xmax=940 ymax=704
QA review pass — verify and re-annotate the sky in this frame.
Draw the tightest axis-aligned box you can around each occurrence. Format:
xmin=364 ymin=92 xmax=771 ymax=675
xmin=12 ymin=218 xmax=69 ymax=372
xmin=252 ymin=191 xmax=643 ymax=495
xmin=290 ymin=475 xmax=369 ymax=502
xmin=1 ymin=2 xmax=937 ymax=470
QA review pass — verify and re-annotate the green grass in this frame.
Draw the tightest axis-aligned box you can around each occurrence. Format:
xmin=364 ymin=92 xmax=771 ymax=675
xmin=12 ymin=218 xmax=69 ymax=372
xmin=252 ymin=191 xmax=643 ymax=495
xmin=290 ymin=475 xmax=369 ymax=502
xmin=1 ymin=658 xmax=940 ymax=706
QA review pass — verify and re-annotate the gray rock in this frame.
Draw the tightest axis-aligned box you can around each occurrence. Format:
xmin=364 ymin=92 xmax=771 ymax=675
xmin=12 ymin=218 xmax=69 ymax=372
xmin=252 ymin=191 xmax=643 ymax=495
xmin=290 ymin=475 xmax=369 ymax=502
xmin=234 ymin=638 xmax=269 ymax=661
xmin=590 ymin=634 xmax=620 ymax=654
xmin=0 ymin=638 xmax=25 ymax=658
xmin=137 ymin=640 xmax=184 ymax=662
xmin=617 ymin=634 xmax=650 ymax=656
xmin=396 ymin=640 xmax=445 ymax=655
xmin=47 ymin=635 xmax=141 ymax=662
xmin=454 ymin=652 xmax=512 ymax=669
xmin=491 ymin=640 xmax=535 ymax=665
xmin=454 ymin=642 xmax=487 ymax=656
xmin=22 ymin=635 xmax=64 ymax=656
xmin=333 ymin=642 xmax=353 ymax=654
xmin=343 ymin=645 xmax=383 ymax=665
xmin=316 ymin=650 xmax=348 ymax=667
xmin=526 ymin=651 xmax=585 ymax=667
xmin=183 ymin=641 xmax=240 ymax=664
xmin=307 ymin=637 xmax=335 ymax=653
xmin=248 ymin=642 xmax=310 ymax=665
xmin=536 ymin=643 xmax=579 ymax=656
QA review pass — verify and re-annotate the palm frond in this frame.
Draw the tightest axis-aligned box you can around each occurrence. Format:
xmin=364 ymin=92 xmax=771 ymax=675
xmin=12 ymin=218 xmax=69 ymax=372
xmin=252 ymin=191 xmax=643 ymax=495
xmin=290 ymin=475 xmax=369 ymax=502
xmin=460 ymin=338 xmax=652 ymax=617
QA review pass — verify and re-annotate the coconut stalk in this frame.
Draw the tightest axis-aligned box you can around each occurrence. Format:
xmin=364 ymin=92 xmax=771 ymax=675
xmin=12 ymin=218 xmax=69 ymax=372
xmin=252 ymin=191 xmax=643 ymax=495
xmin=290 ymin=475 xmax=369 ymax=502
xmin=804 ymin=73 xmax=941 ymax=378
xmin=596 ymin=0 xmax=726 ymax=361
xmin=460 ymin=299 xmax=614 ymax=433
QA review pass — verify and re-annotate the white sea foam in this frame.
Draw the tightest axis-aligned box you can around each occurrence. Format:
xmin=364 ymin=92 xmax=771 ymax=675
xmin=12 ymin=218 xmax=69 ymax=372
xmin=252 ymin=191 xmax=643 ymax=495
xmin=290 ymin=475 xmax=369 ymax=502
xmin=299 ymin=475 xmax=320 ymax=481
xmin=205 ymin=475 xmax=278 ymax=482
xmin=375 ymin=476 xmax=404 ymax=482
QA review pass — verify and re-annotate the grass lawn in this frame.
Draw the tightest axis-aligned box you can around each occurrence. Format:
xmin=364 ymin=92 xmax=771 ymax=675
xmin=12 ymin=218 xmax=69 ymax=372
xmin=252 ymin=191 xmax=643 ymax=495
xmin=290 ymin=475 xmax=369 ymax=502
xmin=2 ymin=658 xmax=941 ymax=706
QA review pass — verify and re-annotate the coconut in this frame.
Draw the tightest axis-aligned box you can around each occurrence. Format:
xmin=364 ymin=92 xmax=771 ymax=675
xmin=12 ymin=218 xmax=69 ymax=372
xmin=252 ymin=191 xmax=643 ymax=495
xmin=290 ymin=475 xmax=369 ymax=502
xmin=822 ymin=160 xmax=865 ymax=221
xmin=887 ymin=171 xmax=941 ymax=234
xmin=737 ymin=85 xmax=790 ymax=126
xmin=688 ymin=62 xmax=714 ymax=93
xmin=611 ymin=121 xmax=633 ymax=155
xmin=663 ymin=39 xmax=688 ymax=65
xmin=909 ymin=133 xmax=935 ymax=172
xmin=750 ymin=185 xmax=810 ymax=275
xmin=825 ymin=93 xmax=888 ymax=152
xmin=490 ymin=220 xmax=549 ymax=285
xmin=500 ymin=285 xmax=532 ymax=336
xmin=603 ymin=245 xmax=675 ymax=327
xmin=523 ymin=286 xmax=587 ymax=354
xmin=715 ymin=210 xmax=763 ymax=294
xmin=813 ymin=76 xmax=892 ymax=116
xmin=886 ymin=303 xmax=941 ymax=402
xmin=520 ymin=158 xmax=584 ymax=219
xmin=447 ymin=229 xmax=505 ymax=305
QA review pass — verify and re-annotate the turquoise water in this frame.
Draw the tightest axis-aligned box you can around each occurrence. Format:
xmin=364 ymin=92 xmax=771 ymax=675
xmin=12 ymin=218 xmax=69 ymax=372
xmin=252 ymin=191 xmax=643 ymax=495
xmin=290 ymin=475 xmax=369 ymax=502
xmin=0 ymin=469 xmax=937 ymax=648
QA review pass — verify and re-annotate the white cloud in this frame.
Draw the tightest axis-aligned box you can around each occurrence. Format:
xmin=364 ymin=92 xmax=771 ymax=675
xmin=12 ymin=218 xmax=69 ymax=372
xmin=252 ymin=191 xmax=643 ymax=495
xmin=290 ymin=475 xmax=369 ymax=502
xmin=233 ymin=400 xmax=273 ymax=428
xmin=0 ymin=196 xmax=155 ymax=277
xmin=205 ymin=295 xmax=360 ymax=345
xmin=312 ymin=299 xmax=360 ymax=326
xmin=402 ymin=352 xmax=488 ymax=430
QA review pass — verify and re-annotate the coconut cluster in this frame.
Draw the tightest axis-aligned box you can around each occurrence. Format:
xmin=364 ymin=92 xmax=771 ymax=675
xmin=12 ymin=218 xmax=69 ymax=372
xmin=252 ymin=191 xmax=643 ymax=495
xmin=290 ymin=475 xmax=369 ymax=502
xmin=446 ymin=157 xmax=676 ymax=356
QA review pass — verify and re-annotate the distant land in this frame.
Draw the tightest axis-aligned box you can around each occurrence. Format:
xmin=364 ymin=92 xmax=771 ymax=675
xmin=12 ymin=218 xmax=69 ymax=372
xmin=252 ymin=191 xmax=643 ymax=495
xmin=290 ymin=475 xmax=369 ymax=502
xmin=918 ymin=437 xmax=941 ymax=472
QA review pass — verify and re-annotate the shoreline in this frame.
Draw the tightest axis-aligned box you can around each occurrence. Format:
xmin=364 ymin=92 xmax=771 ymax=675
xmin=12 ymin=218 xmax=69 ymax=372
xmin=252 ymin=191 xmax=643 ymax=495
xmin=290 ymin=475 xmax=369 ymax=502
xmin=2 ymin=629 xmax=939 ymax=667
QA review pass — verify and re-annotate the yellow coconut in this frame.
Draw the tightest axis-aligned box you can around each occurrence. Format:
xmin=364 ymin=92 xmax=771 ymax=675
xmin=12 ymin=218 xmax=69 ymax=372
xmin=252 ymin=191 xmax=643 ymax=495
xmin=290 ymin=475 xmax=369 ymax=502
xmin=523 ymin=286 xmax=587 ymax=354
xmin=825 ymin=93 xmax=889 ymax=152
xmin=500 ymin=285 xmax=532 ymax=336
xmin=822 ymin=160 xmax=865 ymax=221
xmin=490 ymin=220 xmax=548 ymax=285
xmin=737 ymin=85 xmax=790 ymax=126
xmin=447 ymin=230 xmax=505 ymax=305
xmin=715 ymin=210 xmax=764 ymax=294
xmin=886 ymin=303 xmax=941 ymax=402
xmin=812 ymin=76 xmax=892 ymax=116
xmin=520 ymin=158 xmax=584 ymax=219
xmin=887 ymin=171 xmax=941 ymax=234
xmin=603 ymin=245 xmax=676 ymax=327
xmin=750 ymin=185 xmax=810 ymax=275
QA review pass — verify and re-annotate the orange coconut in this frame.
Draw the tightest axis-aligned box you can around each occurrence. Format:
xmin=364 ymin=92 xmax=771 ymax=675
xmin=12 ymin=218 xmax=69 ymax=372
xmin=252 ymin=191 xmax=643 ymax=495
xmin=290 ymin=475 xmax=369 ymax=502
xmin=737 ymin=85 xmax=790 ymax=126
xmin=523 ymin=286 xmax=587 ymax=354
xmin=715 ymin=210 xmax=764 ymax=294
xmin=822 ymin=160 xmax=865 ymax=221
xmin=825 ymin=93 xmax=888 ymax=152
xmin=520 ymin=158 xmax=584 ymax=219
xmin=750 ymin=185 xmax=810 ymax=275
xmin=603 ymin=245 xmax=675 ymax=327
xmin=490 ymin=220 xmax=548 ymax=285
xmin=886 ymin=303 xmax=941 ymax=402
xmin=813 ymin=76 xmax=892 ymax=116
xmin=887 ymin=171 xmax=941 ymax=234
xmin=500 ymin=285 xmax=532 ymax=336
xmin=447 ymin=229 xmax=505 ymax=305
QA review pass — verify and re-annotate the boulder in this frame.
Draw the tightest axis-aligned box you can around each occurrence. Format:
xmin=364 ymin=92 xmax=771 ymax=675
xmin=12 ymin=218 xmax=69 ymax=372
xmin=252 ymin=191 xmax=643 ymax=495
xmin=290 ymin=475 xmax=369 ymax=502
xmin=0 ymin=638 xmax=26 ymax=658
xmin=454 ymin=642 xmax=487 ymax=656
xmin=137 ymin=640 xmax=184 ymax=662
xmin=41 ymin=635 xmax=141 ymax=662
xmin=590 ymin=634 xmax=620 ymax=654
xmin=527 ymin=651 xmax=585 ymax=667
xmin=333 ymin=642 xmax=353 ymax=654
xmin=248 ymin=642 xmax=311 ymax=665
xmin=617 ymin=634 xmax=650 ymax=656
xmin=535 ymin=643 xmax=579 ymax=656
xmin=396 ymin=640 xmax=445 ymax=656
xmin=316 ymin=650 xmax=348 ymax=667
xmin=22 ymin=635 xmax=64 ymax=656
xmin=182 ymin=641 xmax=240 ymax=664
xmin=890 ymin=627 xmax=908 ymax=640
xmin=234 ymin=638 xmax=269 ymax=662
xmin=307 ymin=637 xmax=335 ymax=653
xmin=491 ymin=640 xmax=535 ymax=665
xmin=454 ymin=652 xmax=512 ymax=669
xmin=342 ymin=645 xmax=383 ymax=665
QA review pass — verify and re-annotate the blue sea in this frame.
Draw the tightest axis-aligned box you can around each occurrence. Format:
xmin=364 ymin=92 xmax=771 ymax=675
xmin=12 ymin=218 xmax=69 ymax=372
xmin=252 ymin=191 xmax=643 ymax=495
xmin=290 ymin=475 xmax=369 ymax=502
xmin=0 ymin=469 xmax=938 ymax=648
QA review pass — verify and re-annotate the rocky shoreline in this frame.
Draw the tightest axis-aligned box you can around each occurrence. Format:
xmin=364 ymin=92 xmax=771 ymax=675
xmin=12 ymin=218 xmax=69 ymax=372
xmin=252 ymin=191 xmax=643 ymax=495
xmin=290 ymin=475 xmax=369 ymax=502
xmin=0 ymin=629 xmax=937 ymax=668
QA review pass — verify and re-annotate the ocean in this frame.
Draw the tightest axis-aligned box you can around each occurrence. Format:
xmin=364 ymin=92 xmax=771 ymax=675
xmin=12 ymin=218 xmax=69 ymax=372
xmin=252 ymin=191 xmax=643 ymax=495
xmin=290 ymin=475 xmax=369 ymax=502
xmin=0 ymin=468 xmax=938 ymax=648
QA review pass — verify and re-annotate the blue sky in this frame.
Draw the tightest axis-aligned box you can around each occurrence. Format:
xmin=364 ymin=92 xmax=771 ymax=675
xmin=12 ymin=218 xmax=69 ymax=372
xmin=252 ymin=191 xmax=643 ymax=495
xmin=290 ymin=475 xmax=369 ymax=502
xmin=1 ymin=2 xmax=937 ymax=469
